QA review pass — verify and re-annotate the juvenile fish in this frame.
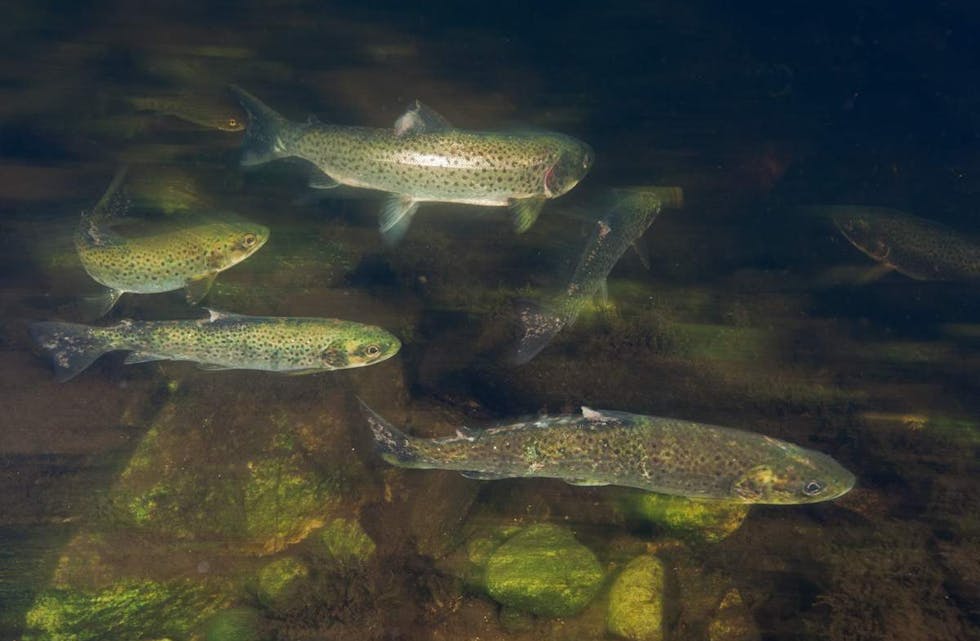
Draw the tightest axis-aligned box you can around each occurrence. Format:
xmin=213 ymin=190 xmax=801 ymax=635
xmin=360 ymin=403 xmax=855 ymax=505
xmin=30 ymin=309 xmax=401 ymax=382
xmin=231 ymin=87 xmax=593 ymax=244
xmin=76 ymin=168 xmax=269 ymax=316
xmin=512 ymin=187 xmax=682 ymax=364
xmin=829 ymin=206 xmax=980 ymax=281
xmin=126 ymin=93 xmax=246 ymax=131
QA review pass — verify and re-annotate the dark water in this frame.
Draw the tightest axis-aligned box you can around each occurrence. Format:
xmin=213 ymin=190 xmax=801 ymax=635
xmin=1 ymin=1 xmax=979 ymax=640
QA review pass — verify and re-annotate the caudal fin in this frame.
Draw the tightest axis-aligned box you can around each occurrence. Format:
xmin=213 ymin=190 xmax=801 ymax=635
xmin=509 ymin=299 xmax=568 ymax=365
xmin=228 ymin=86 xmax=298 ymax=167
xmin=29 ymin=321 xmax=112 ymax=382
xmin=356 ymin=399 xmax=423 ymax=467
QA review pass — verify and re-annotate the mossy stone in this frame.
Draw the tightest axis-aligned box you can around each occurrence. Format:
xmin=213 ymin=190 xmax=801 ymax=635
xmin=256 ymin=557 xmax=308 ymax=609
xmin=484 ymin=524 xmax=603 ymax=617
xmin=320 ymin=517 xmax=376 ymax=562
xmin=202 ymin=607 xmax=262 ymax=641
xmin=606 ymin=555 xmax=665 ymax=641
xmin=708 ymin=589 xmax=760 ymax=641
xmin=623 ymin=493 xmax=749 ymax=543
xmin=24 ymin=579 xmax=219 ymax=641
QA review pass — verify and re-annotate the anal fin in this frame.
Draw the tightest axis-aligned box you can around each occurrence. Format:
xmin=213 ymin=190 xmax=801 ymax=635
xmin=308 ymin=170 xmax=339 ymax=189
xmin=379 ymin=194 xmax=420 ymax=245
xmin=79 ymin=287 xmax=123 ymax=320
xmin=509 ymin=196 xmax=545 ymax=234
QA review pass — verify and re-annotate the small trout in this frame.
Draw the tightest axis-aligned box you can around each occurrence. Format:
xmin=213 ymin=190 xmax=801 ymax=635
xmin=76 ymin=168 xmax=269 ymax=316
xmin=30 ymin=309 xmax=401 ymax=382
xmin=512 ymin=187 xmax=682 ymax=364
xmin=829 ymin=206 xmax=980 ymax=281
xmin=360 ymin=403 xmax=855 ymax=504
xmin=232 ymin=87 xmax=593 ymax=244
xmin=126 ymin=93 xmax=246 ymax=131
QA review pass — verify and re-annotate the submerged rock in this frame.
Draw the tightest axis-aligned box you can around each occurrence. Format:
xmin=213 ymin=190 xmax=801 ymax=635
xmin=24 ymin=579 xmax=221 ymax=641
xmin=255 ymin=557 xmax=308 ymax=610
xmin=708 ymin=588 xmax=760 ymax=641
xmin=202 ymin=607 xmax=262 ymax=641
xmin=484 ymin=524 xmax=603 ymax=617
xmin=606 ymin=555 xmax=665 ymax=641
xmin=319 ymin=517 xmax=376 ymax=563
xmin=622 ymin=493 xmax=750 ymax=543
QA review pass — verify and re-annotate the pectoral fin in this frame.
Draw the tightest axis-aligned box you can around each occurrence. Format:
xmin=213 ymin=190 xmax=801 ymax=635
xmin=460 ymin=471 xmax=508 ymax=480
xmin=394 ymin=100 xmax=453 ymax=136
xmin=184 ymin=274 xmax=216 ymax=304
xmin=509 ymin=196 xmax=545 ymax=234
xmin=379 ymin=194 xmax=420 ymax=245
xmin=196 ymin=363 xmax=236 ymax=371
xmin=124 ymin=351 xmax=169 ymax=364
xmin=564 ymin=478 xmax=610 ymax=487
xmin=631 ymin=239 xmax=651 ymax=269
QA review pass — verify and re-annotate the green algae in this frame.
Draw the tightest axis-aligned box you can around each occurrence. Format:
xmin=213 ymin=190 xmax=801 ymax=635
xmin=606 ymin=555 xmax=665 ymax=641
xmin=708 ymin=589 xmax=760 ymax=641
xmin=622 ymin=493 xmax=749 ymax=543
xmin=243 ymin=455 xmax=336 ymax=552
xmin=484 ymin=524 xmax=603 ymax=617
xmin=319 ymin=518 xmax=376 ymax=563
xmin=256 ymin=557 xmax=309 ymax=609
xmin=202 ymin=607 xmax=262 ymax=641
xmin=24 ymin=579 xmax=221 ymax=641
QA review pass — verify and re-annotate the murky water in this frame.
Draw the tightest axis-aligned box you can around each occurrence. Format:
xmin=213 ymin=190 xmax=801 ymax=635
xmin=2 ymin=2 xmax=979 ymax=640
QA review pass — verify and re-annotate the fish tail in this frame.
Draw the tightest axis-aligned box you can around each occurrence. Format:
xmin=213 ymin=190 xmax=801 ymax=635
xmin=29 ymin=321 xmax=113 ymax=382
xmin=509 ymin=299 xmax=567 ymax=365
xmin=357 ymin=399 xmax=426 ymax=467
xmin=229 ymin=86 xmax=298 ymax=166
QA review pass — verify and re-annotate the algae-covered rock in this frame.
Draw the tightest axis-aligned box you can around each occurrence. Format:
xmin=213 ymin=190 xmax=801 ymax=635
xmin=202 ymin=607 xmax=262 ymax=641
xmin=244 ymin=455 xmax=335 ymax=552
xmin=606 ymin=555 xmax=665 ymax=641
xmin=708 ymin=589 xmax=760 ymax=641
xmin=319 ymin=517 xmax=376 ymax=563
xmin=484 ymin=524 xmax=603 ymax=617
xmin=255 ymin=557 xmax=308 ymax=609
xmin=622 ymin=493 xmax=749 ymax=543
xmin=24 ymin=579 xmax=221 ymax=641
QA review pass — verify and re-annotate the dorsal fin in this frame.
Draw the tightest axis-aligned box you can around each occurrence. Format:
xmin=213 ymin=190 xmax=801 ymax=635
xmin=205 ymin=308 xmax=247 ymax=322
xmin=581 ymin=406 xmax=604 ymax=421
xmin=394 ymin=100 xmax=453 ymax=136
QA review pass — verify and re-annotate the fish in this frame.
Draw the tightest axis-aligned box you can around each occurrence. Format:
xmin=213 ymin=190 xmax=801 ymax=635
xmin=359 ymin=403 xmax=855 ymax=505
xmin=126 ymin=93 xmax=246 ymax=131
xmin=828 ymin=206 xmax=980 ymax=281
xmin=511 ymin=187 xmax=682 ymax=364
xmin=230 ymin=87 xmax=593 ymax=244
xmin=30 ymin=309 xmax=401 ymax=382
xmin=76 ymin=168 xmax=269 ymax=317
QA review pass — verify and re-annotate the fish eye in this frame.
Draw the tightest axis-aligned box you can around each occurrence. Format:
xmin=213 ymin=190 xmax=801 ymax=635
xmin=227 ymin=117 xmax=240 ymax=129
xmin=241 ymin=233 xmax=257 ymax=248
xmin=365 ymin=344 xmax=381 ymax=357
xmin=803 ymin=480 xmax=826 ymax=496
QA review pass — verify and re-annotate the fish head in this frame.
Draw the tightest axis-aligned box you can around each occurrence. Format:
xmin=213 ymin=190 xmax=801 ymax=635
xmin=543 ymin=136 xmax=594 ymax=198
xmin=321 ymin=326 xmax=401 ymax=369
xmin=832 ymin=210 xmax=892 ymax=262
xmin=203 ymin=222 xmax=270 ymax=270
xmin=731 ymin=444 xmax=856 ymax=504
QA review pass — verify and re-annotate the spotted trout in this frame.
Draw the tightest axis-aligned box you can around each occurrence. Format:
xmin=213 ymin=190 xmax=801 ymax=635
xmin=30 ymin=309 xmax=401 ymax=382
xmin=76 ymin=168 xmax=269 ymax=317
xmin=360 ymin=403 xmax=855 ymax=504
xmin=512 ymin=187 xmax=683 ymax=364
xmin=829 ymin=206 xmax=980 ymax=281
xmin=231 ymin=87 xmax=593 ymax=244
